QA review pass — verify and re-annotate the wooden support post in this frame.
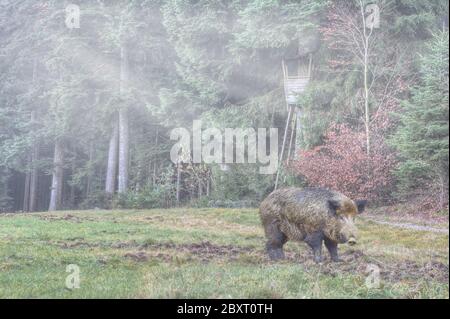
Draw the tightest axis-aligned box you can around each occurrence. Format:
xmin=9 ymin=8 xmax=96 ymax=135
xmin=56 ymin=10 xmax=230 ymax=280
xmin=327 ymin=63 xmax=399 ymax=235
xmin=286 ymin=109 xmax=297 ymax=165
xmin=275 ymin=105 xmax=294 ymax=190
xmin=283 ymin=106 xmax=298 ymax=185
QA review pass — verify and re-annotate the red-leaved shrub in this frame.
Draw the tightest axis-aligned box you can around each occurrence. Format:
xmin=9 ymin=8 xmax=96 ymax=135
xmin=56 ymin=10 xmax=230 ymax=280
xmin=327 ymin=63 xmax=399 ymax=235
xmin=291 ymin=124 xmax=396 ymax=202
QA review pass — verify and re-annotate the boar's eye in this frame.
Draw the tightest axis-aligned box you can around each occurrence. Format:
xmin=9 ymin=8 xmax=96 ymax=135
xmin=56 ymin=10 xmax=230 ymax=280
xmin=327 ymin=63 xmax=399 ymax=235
xmin=328 ymin=200 xmax=340 ymax=215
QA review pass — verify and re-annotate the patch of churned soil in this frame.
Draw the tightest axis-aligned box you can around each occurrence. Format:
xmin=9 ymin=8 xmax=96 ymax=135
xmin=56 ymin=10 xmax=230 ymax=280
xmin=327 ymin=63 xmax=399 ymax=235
xmin=117 ymin=240 xmax=449 ymax=284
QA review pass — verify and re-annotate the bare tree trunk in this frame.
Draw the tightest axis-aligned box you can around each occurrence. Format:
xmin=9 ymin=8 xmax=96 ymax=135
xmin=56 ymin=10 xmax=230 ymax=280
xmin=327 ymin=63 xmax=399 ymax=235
xmin=23 ymin=158 xmax=30 ymax=212
xmin=136 ymin=166 xmax=142 ymax=192
xmin=152 ymin=162 xmax=157 ymax=186
xmin=29 ymin=136 xmax=39 ymax=212
xmin=86 ymin=140 xmax=94 ymax=197
xmin=105 ymin=118 xmax=119 ymax=194
xmin=198 ymin=179 xmax=203 ymax=198
xmin=118 ymin=108 xmax=129 ymax=193
xmin=206 ymin=176 xmax=210 ymax=197
xmin=147 ymin=161 xmax=153 ymax=186
xmin=0 ymin=167 xmax=10 ymax=212
xmin=152 ymin=130 xmax=159 ymax=187
xmin=28 ymin=59 xmax=39 ymax=212
xmin=176 ymin=162 xmax=181 ymax=205
xmin=24 ymin=112 xmax=39 ymax=212
xmin=438 ymin=170 xmax=449 ymax=209
xmin=49 ymin=140 xmax=64 ymax=211
xmin=360 ymin=0 xmax=373 ymax=156
xmin=118 ymin=43 xmax=130 ymax=194
xmin=363 ymin=45 xmax=371 ymax=156
xmin=69 ymin=160 xmax=76 ymax=209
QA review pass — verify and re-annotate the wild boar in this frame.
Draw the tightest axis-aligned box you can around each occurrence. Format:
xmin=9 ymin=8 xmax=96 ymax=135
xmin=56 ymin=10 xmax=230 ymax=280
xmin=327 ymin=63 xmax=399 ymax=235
xmin=259 ymin=188 xmax=367 ymax=263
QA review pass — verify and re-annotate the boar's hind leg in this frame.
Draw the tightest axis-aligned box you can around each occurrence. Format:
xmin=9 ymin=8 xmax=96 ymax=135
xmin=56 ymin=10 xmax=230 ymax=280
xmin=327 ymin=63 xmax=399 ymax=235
xmin=265 ymin=222 xmax=287 ymax=260
xmin=324 ymin=237 xmax=341 ymax=262
xmin=305 ymin=232 xmax=324 ymax=263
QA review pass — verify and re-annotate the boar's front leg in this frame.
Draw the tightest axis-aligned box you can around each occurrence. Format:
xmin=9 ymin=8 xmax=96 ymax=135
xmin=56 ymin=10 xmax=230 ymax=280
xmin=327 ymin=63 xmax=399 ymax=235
xmin=324 ymin=237 xmax=341 ymax=262
xmin=305 ymin=232 xmax=324 ymax=263
xmin=265 ymin=221 xmax=288 ymax=260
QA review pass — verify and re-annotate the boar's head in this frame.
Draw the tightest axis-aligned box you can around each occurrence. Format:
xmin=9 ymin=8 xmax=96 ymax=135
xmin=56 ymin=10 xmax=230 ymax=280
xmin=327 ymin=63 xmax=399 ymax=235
xmin=328 ymin=199 xmax=367 ymax=245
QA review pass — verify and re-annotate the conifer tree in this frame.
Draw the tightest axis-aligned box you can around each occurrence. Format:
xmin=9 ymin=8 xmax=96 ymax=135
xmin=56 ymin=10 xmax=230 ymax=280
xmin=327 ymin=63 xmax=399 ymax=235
xmin=390 ymin=30 xmax=449 ymax=207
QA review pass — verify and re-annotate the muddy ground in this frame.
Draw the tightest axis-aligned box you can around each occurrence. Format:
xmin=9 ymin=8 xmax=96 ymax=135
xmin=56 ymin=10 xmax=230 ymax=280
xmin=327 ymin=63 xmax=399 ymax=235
xmin=52 ymin=238 xmax=449 ymax=285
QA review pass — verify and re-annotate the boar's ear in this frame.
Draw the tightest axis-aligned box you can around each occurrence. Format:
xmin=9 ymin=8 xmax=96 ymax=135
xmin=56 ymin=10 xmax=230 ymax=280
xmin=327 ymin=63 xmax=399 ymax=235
xmin=328 ymin=200 xmax=341 ymax=215
xmin=355 ymin=200 xmax=367 ymax=214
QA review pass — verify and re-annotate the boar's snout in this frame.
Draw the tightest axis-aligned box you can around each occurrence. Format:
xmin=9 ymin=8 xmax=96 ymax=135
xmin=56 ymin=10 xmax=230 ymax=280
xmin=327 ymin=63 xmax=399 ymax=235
xmin=338 ymin=216 xmax=358 ymax=245
xmin=338 ymin=233 xmax=357 ymax=245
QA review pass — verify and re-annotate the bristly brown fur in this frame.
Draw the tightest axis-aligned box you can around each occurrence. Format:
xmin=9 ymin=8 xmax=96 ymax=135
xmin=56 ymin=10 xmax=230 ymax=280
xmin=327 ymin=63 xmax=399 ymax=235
xmin=259 ymin=187 xmax=364 ymax=262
